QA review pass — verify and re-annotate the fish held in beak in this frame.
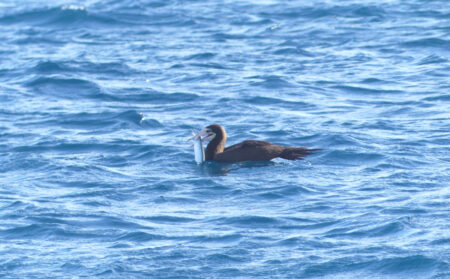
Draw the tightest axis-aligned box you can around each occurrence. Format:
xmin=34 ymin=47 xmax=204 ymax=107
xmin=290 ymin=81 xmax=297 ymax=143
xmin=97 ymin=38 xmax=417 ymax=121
xmin=188 ymin=129 xmax=206 ymax=164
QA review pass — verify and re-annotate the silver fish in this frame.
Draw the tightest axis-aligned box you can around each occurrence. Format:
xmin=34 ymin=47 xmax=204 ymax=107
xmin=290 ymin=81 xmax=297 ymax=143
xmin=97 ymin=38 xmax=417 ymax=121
xmin=190 ymin=131 xmax=205 ymax=164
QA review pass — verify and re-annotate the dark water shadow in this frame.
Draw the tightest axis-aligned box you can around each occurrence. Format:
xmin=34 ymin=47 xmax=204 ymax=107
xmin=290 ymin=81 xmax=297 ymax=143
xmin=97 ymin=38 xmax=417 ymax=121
xmin=196 ymin=161 xmax=277 ymax=176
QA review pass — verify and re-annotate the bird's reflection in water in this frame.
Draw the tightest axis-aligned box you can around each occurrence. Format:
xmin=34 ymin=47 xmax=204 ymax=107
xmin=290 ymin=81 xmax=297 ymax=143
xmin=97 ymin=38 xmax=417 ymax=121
xmin=198 ymin=161 xmax=277 ymax=176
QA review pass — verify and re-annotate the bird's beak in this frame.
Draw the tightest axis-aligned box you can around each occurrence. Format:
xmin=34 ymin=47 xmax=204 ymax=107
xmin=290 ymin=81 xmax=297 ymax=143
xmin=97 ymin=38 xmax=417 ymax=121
xmin=188 ymin=128 xmax=207 ymax=141
xmin=188 ymin=128 xmax=214 ymax=142
xmin=201 ymin=133 xmax=215 ymax=142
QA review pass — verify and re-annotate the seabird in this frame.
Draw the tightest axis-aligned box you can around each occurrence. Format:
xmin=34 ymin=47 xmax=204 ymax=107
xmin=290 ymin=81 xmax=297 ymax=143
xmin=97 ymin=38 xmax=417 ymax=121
xmin=190 ymin=124 xmax=319 ymax=162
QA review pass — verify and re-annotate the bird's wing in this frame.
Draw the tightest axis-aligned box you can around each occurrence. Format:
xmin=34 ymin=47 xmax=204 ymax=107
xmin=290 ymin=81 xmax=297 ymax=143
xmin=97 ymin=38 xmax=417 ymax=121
xmin=216 ymin=140 xmax=283 ymax=162
xmin=224 ymin=140 xmax=271 ymax=152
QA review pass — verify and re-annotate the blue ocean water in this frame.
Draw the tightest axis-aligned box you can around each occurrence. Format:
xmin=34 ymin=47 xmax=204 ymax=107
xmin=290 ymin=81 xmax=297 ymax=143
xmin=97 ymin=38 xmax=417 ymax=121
xmin=0 ymin=0 xmax=449 ymax=278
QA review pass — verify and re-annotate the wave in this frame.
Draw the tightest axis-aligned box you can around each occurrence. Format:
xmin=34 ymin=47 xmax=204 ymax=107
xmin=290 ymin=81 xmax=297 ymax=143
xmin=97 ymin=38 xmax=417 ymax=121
xmin=401 ymin=38 xmax=450 ymax=49
xmin=301 ymin=254 xmax=445 ymax=278
xmin=319 ymin=149 xmax=385 ymax=166
xmin=0 ymin=6 xmax=113 ymax=28
xmin=0 ymin=5 xmax=194 ymax=29
xmin=417 ymin=54 xmax=448 ymax=65
xmin=25 ymin=76 xmax=110 ymax=100
xmin=216 ymin=215 xmax=280 ymax=227
xmin=30 ymin=60 xmax=136 ymax=76
xmin=325 ymin=221 xmax=405 ymax=238
xmin=258 ymin=4 xmax=386 ymax=20
xmin=115 ymin=90 xmax=200 ymax=104
xmin=332 ymin=85 xmax=403 ymax=95
xmin=139 ymin=215 xmax=197 ymax=224
xmin=243 ymin=96 xmax=315 ymax=108
xmin=116 ymin=231 xmax=165 ymax=242
xmin=247 ymin=75 xmax=296 ymax=89
xmin=272 ymin=47 xmax=315 ymax=56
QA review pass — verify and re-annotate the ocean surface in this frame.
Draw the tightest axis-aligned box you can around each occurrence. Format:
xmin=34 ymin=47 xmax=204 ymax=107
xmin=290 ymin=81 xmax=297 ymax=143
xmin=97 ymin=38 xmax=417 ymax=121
xmin=0 ymin=0 xmax=449 ymax=278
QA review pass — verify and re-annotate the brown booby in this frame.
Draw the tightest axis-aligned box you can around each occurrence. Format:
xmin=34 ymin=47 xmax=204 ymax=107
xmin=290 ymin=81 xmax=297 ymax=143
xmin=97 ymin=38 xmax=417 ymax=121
xmin=190 ymin=124 xmax=319 ymax=162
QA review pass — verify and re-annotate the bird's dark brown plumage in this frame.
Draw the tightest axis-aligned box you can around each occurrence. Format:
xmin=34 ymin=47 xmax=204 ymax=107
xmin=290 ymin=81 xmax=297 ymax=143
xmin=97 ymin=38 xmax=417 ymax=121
xmin=204 ymin=124 xmax=319 ymax=162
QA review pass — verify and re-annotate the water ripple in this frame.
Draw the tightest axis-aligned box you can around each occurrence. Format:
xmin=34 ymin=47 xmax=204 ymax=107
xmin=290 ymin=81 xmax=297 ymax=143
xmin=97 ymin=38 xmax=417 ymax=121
xmin=1 ymin=0 xmax=449 ymax=278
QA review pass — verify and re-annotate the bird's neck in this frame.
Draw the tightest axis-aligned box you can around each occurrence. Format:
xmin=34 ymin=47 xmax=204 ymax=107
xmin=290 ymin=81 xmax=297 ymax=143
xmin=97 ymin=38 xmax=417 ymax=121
xmin=205 ymin=134 xmax=226 ymax=160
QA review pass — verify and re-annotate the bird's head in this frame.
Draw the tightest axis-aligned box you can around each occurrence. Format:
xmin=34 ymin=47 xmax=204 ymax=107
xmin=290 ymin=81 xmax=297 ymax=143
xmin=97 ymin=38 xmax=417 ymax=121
xmin=189 ymin=124 xmax=225 ymax=143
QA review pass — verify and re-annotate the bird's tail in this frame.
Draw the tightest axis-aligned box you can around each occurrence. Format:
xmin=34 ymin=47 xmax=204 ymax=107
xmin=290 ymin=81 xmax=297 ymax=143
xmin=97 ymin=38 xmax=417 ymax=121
xmin=280 ymin=147 xmax=321 ymax=160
